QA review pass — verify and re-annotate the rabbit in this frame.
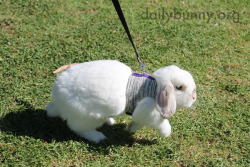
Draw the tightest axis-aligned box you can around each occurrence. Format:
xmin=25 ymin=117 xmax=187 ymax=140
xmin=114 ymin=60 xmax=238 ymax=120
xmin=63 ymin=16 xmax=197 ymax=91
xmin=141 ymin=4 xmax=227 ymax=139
xmin=46 ymin=60 xmax=197 ymax=143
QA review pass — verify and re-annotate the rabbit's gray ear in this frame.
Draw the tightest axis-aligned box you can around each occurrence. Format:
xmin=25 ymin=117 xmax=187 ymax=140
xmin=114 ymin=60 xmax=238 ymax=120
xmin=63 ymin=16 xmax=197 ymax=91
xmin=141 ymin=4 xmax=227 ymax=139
xmin=156 ymin=83 xmax=176 ymax=118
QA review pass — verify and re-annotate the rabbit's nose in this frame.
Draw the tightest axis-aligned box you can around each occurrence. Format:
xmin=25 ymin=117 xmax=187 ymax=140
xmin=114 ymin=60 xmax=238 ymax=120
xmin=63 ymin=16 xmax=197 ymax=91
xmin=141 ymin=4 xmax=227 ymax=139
xmin=192 ymin=95 xmax=197 ymax=101
xmin=192 ymin=90 xmax=197 ymax=101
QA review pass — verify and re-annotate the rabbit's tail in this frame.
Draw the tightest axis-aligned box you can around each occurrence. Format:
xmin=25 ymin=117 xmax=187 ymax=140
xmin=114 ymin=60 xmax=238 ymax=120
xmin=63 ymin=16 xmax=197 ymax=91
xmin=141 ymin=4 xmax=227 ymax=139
xmin=46 ymin=102 xmax=58 ymax=117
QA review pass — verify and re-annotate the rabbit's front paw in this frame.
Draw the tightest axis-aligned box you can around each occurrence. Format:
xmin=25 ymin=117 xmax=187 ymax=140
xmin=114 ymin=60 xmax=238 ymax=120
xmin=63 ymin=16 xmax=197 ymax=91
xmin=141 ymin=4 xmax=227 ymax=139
xmin=157 ymin=120 xmax=171 ymax=137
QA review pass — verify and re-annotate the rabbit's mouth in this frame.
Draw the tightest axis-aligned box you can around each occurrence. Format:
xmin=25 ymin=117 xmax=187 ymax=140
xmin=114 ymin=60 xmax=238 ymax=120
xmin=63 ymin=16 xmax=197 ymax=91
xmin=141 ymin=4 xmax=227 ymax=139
xmin=177 ymin=98 xmax=196 ymax=109
xmin=187 ymin=98 xmax=197 ymax=108
xmin=185 ymin=92 xmax=197 ymax=108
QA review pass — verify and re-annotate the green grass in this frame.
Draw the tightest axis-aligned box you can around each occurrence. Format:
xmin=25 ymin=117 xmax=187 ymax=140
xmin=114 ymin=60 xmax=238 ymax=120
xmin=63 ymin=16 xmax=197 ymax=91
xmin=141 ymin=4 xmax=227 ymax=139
xmin=0 ymin=0 xmax=249 ymax=166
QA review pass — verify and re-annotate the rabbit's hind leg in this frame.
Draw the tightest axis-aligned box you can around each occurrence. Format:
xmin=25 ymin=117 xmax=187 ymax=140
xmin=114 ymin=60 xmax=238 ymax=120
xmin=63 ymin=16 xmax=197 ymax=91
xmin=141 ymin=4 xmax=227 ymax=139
xmin=66 ymin=116 xmax=107 ymax=143
xmin=77 ymin=130 xmax=107 ymax=143
xmin=46 ymin=102 xmax=59 ymax=117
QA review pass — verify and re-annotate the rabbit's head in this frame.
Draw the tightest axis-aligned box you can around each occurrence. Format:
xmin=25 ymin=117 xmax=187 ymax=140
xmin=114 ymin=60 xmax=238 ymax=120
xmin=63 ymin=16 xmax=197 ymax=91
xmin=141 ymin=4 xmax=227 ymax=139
xmin=153 ymin=65 xmax=197 ymax=118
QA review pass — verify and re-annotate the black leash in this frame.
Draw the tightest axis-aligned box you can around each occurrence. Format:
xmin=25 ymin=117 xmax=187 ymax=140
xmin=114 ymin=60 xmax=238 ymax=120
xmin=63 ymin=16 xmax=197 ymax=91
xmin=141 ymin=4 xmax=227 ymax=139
xmin=111 ymin=0 xmax=145 ymax=72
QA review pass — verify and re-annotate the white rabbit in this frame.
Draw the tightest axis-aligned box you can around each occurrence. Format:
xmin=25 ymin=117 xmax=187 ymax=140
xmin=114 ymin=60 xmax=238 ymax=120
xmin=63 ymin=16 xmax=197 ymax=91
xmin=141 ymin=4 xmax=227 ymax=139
xmin=46 ymin=60 xmax=197 ymax=143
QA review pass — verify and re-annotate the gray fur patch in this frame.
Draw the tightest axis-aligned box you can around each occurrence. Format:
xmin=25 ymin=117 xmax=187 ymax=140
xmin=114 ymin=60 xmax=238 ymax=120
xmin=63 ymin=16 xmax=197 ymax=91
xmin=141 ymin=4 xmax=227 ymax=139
xmin=125 ymin=74 xmax=157 ymax=115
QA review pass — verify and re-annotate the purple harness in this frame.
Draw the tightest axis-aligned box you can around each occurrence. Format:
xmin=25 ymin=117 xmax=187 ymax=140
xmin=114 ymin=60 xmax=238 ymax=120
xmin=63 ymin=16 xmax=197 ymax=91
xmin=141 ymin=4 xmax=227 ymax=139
xmin=131 ymin=73 xmax=156 ymax=80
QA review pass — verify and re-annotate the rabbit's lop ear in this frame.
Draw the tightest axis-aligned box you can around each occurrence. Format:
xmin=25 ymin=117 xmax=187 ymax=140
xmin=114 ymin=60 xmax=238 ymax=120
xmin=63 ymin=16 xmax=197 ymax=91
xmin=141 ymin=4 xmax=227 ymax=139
xmin=157 ymin=82 xmax=176 ymax=118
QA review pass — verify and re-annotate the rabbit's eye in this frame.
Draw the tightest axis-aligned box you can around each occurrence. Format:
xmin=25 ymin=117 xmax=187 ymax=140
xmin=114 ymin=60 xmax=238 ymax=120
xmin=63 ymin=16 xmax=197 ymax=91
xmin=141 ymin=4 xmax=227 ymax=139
xmin=176 ymin=86 xmax=183 ymax=90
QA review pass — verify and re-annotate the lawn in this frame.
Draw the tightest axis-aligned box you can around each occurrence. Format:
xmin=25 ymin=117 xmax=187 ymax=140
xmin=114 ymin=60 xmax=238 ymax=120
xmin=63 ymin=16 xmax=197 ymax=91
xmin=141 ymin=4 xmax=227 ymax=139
xmin=0 ymin=0 xmax=249 ymax=166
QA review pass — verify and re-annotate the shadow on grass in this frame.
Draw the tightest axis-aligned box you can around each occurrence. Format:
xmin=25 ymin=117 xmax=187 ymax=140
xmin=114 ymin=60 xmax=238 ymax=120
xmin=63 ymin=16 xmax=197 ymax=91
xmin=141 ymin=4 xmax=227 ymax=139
xmin=0 ymin=98 xmax=156 ymax=149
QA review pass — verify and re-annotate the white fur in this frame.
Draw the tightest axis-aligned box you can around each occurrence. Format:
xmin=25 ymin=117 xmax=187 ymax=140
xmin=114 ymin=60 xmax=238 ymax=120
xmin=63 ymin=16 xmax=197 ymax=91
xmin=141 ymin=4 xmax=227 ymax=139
xmin=106 ymin=118 xmax=116 ymax=126
xmin=46 ymin=60 xmax=196 ymax=143
xmin=127 ymin=97 xmax=171 ymax=137
xmin=153 ymin=65 xmax=197 ymax=108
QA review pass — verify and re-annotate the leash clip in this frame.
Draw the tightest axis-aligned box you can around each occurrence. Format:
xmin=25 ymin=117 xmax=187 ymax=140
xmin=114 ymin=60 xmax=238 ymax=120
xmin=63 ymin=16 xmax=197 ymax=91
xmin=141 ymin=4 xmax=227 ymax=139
xmin=139 ymin=62 xmax=145 ymax=74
